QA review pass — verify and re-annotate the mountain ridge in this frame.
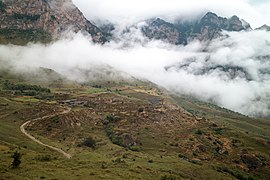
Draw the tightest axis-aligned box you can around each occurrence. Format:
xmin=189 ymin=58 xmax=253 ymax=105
xmin=0 ymin=1 xmax=269 ymax=46
xmin=101 ymin=11 xmax=270 ymax=46
xmin=140 ymin=12 xmax=252 ymax=45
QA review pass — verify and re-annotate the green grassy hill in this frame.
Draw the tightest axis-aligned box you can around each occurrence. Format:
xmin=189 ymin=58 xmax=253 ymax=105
xmin=0 ymin=68 xmax=269 ymax=179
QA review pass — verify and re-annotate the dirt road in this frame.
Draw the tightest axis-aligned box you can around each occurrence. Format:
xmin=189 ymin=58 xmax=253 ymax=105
xmin=20 ymin=107 xmax=72 ymax=159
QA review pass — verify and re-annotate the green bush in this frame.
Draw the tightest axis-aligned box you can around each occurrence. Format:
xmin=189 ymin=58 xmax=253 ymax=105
xmin=138 ymin=107 xmax=144 ymax=113
xmin=195 ymin=129 xmax=204 ymax=135
xmin=81 ymin=137 xmax=96 ymax=148
xmin=215 ymin=128 xmax=224 ymax=135
xmin=111 ymin=134 xmax=124 ymax=147
xmin=103 ymin=114 xmax=118 ymax=125
xmin=51 ymin=116 xmax=60 ymax=123
xmin=104 ymin=123 xmax=114 ymax=137
xmin=178 ymin=153 xmax=187 ymax=159
xmin=129 ymin=145 xmax=141 ymax=152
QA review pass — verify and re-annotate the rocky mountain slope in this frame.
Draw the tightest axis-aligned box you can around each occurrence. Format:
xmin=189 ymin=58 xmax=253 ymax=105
xmin=0 ymin=0 xmax=106 ymax=44
xmin=141 ymin=12 xmax=252 ymax=45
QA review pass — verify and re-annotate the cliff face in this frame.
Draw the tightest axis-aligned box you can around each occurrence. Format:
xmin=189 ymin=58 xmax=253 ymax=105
xmin=0 ymin=0 xmax=106 ymax=44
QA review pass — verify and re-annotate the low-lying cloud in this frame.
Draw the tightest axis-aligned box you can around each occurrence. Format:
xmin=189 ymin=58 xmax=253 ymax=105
xmin=73 ymin=0 xmax=269 ymax=28
xmin=0 ymin=29 xmax=270 ymax=117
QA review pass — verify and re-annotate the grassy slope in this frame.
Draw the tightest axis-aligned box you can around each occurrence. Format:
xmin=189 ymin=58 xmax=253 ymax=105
xmin=0 ymin=70 xmax=269 ymax=179
xmin=172 ymin=95 xmax=270 ymax=144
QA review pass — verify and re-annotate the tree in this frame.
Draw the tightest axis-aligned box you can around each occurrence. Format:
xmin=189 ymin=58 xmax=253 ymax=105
xmin=11 ymin=151 xmax=22 ymax=168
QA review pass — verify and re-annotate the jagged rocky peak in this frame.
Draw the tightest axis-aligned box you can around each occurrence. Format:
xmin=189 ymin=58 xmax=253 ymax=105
xmin=142 ymin=18 xmax=184 ymax=45
xmin=140 ymin=12 xmax=252 ymax=45
xmin=227 ymin=15 xmax=246 ymax=31
xmin=196 ymin=13 xmax=251 ymax=40
xmin=0 ymin=0 xmax=107 ymax=44
xmin=200 ymin=12 xmax=220 ymax=26
xmin=199 ymin=12 xmax=250 ymax=31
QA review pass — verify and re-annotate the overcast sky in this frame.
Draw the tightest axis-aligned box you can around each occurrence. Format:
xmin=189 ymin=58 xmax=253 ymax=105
xmin=73 ymin=0 xmax=270 ymax=28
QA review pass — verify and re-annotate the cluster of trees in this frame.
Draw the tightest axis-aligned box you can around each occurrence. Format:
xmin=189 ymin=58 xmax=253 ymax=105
xmin=3 ymin=80 xmax=50 ymax=93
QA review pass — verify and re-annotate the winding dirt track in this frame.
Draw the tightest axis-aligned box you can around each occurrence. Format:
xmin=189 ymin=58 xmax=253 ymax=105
xmin=20 ymin=107 xmax=72 ymax=159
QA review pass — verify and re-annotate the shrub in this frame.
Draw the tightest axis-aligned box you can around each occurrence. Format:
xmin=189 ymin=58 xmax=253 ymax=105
xmin=81 ymin=137 xmax=96 ymax=148
xmin=46 ymin=125 xmax=52 ymax=131
xmin=103 ymin=114 xmax=118 ymax=125
xmin=51 ymin=116 xmax=60 ymax=123
xmin=129 ymin=145 xmax=141 ymax=152
xmin=195 ymin=129 xmax=204 ymax=135
xmin=106 ymin=114 xmax=116 ymax=122
xmin=215 ymin=128 xmax=224 ymax=135
xmin=92 ymin=85 xmax=102 ymax=88
xmin=111 ymin=134 xmax=124 ymax=147
xmin=138 ymin=107 xmax=144 ymax=113
xmin=178 ymin=154 xmax=187 ymax=159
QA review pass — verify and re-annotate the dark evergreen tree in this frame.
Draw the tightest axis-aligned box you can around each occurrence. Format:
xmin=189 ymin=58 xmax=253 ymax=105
xmin=11 ymin=151 xmax=22 ymax=168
